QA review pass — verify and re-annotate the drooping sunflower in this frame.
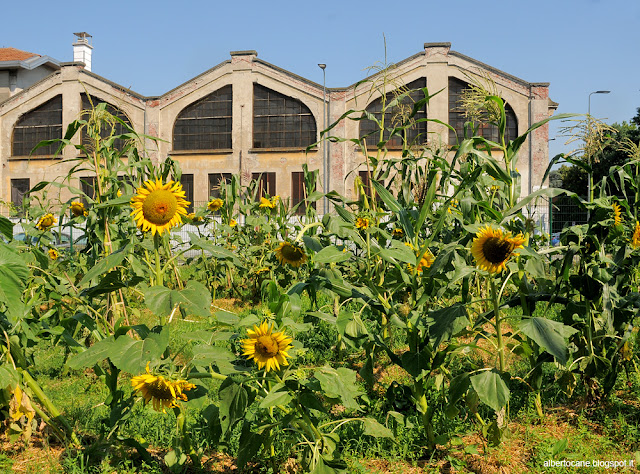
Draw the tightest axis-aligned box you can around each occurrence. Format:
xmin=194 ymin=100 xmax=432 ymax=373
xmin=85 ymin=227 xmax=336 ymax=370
xmin=355 ymin=216 xmax=370 ymax=230
xmin=48 ymin=248 xmax=59 ymax=260
xmin=242 ymin=321 xmax=293 ymax=372
xmin=632 ymin=221 xmax=640 ymax=249
xmin=130 ymin=179 xmax=189 ymax=235
xmin=36 ymin=213 xmax=56 ymax=231
xmin=275 ymin=241 xmax=307 ymax=267
xmin=612 ymin=203 xmax=623 ymax=226
xmin=207 ymin=198 xmax=224 ymax=212
xmin=471 ymin=225 xmax=525 ymax=274
xmin=69 ymin=201 xmax=86 ymax=217
xmin=131 ymin=363 xmax=196 ymax=413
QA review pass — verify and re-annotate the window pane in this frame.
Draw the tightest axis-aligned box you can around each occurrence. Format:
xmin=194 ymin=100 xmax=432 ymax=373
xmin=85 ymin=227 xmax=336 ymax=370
xmin=11 ymin=179 xmax=30 ymax=215
xmin=180 ymin=174 xmax=194 ymax=213
xmin=252 ymin=85 xmax=317 ymax=148
xmin=12 ymin=95 xmax=62 ymax=156
xmin=173 ymin=85 xmax=232 ymax=150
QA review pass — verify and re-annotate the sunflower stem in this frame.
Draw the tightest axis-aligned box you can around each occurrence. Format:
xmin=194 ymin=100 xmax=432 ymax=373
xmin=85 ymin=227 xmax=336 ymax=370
xmin=176 ymin=407 xmax=200 ymax=468
xmin=153 ymin=233 xmax=163 ymax=288
xmin=490 ymin=278 xmax=506 ymax=372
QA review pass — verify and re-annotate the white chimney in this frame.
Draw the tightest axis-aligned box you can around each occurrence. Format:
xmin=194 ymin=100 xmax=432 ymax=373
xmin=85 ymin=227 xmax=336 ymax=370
xmin=73 ymin=32 xmax=93 ymax=71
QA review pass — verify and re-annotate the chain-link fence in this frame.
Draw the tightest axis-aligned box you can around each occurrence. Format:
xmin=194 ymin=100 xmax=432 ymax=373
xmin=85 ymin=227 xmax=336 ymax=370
xmin=549 ymin=195 xmax=588 ymax=234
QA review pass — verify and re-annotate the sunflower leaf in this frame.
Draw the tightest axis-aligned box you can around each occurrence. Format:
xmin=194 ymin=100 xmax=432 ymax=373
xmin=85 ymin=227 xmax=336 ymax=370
xmin=314 ymin=245 xmax=352 ymax=264
xmin=518 ymin=317 xmax=578 ymax=365
xmin=219 ymin=379 xmax=249 ymax=434
xmin=470 ymin=370 xmax=510 ymax=412
xmin=314 ymin=366 xmax=362 ymax=410
xmin=362 ymin=418 xmax=393 ymax=438
xmin=108 ymin=327 xmax=170 ymax=374
xmin=66 ymin=337 xmax=116 ymax=370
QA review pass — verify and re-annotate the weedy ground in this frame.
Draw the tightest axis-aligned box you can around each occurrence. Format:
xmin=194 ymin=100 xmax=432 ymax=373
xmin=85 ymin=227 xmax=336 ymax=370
xmin=2 ymin=299 xmax=639 ymax=474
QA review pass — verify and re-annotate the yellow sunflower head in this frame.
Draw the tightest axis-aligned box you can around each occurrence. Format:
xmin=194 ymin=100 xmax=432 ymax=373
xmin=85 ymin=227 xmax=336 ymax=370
xmin=275 ymin=241 xmax=307 ymax=267
xmin=242 ymin=322 xmax=293 ymax=372
xmin=392 ymin=228 xmax=404 ymax=238
xmin=208 ymin=198 xmax=224 ymax=212
xmin=631 ymin=221 xmax=640 ymax=249
xmin=405 ymin=243 xmax=435 ymax=274
xmin=36 ymin=213 xmax=57 ymax=231
xmin=259 ymin=196 xmax=275 ymax=209
xmin=471 ymin=225 xmax=525 ymax=274
xmin=612 ymin=203 xmax=623 ymax=227
xmin=131 ymin=363 xmax=196 ymax=413
xmin=416 ymin=248 xmax=436 ymax=273
xmin=229 ymin=218 xmax=237 ymax=228
xmin=48 ymin=248 xmax=59 ymax=260
xmin=130 ymin=179 xmax=190 ymax=235
xmin=70 ymin=201 xmax=86 ymax=217
xmin=355 ymin=216 xmax=370 ymax=230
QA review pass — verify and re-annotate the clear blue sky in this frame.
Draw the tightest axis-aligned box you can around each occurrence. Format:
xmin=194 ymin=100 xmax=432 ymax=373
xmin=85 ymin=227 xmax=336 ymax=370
xmin=3 ymin=0 xmax=639 ymax=161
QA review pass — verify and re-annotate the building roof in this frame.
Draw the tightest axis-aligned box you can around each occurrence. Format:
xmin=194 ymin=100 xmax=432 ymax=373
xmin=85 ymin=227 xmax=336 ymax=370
xmin=0 ymin=47 xmax=39 ymax=62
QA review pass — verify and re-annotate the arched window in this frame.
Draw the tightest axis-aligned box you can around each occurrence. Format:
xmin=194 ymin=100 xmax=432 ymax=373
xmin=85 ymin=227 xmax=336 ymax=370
xmin=12 ymin=95 xmax=62 ymax=156
xmin=253 ymin=84 xmax=316 ymax=148
xmin=360 ymin=78 xmax=427 ymax=149
xmin=448 ymin=77 xmax=517 ymax=145
xmin=81 ymin=94 xmax=132 ymax=150
xmin=173 ymin=85 xmax=232 ymax=150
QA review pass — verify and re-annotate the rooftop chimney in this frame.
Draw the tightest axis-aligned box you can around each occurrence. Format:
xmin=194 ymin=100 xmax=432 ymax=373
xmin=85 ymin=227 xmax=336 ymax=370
xmin=73 ymin=32 xmax=93 ymax=71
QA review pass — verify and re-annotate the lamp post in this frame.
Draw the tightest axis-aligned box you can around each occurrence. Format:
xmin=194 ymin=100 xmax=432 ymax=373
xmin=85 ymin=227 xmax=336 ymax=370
xmin=318 ymin=63 xmax=328 ymax=214
xmin=587 ymin=90 xmax=610 ymax=205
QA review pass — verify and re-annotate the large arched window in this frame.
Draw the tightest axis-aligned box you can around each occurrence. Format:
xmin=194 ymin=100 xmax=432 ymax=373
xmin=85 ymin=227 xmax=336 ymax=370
xmin=12 ymin=95 xmax=63 ymax=156
xmin=173 ymin=85 xmax=232 ymax=150
xmin=81 ymin=94 xmax=132 ymax=150
xmin=448 ymin=77 xmax=517 ymax=145
xmin=360 ymin=78 xmax=428 ymax=149
xmin=253 ymin=84 xmax=316 ymax=148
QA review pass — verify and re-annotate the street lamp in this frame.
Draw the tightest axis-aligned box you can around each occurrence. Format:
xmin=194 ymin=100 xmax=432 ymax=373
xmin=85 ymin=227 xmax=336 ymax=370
xmin=318 ymin=64 xmax=328 ymax=214
xmin=586 ymin=90 xmax=610 ymax=206
xmin=588 ymin=90 xmax=610 ymax=116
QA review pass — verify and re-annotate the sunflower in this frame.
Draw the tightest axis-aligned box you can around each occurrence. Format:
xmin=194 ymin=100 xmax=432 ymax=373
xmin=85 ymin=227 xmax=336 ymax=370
xmin=259 ymin=196 xmax=275 ymax=209
xmin=131 ymin=363 xmax=196 ymax=413
xmin=187 ymin=212 xmax=203 ymax=224
xmin=405 ymin=243 xmax=435 ymax=273
xmin=36 ymin=213 xmax=56 ymax=231
xmin=632 ymin=221 xmax=640 ymax=249
xmin=208 ymin=198 xmax=224 ymax=212
xmin=69 ymin=201 xmax=86 ymax=217
xmin=471 ymin=225 xmax=525 ymax=274
xmin=229 ymin=218 xmax=237 ymax=228
xmin=275 ymin=241 xmax=307 ymax=267
xmin=416 ymin=248 xmax=436 ymax=273
xmin=130 ymin=179 xmax=190 ymax=235
xmin=48 ymin=248 xmax=59 ymax=260
xmin=355 ymin=216 xmax=370 ymax=230
xmin=612 ymin=203 xmax=623 ymax=226
xmin=392 ymin=227 xmax=404 ymax=238
xmin=242 ymin=321 xmax=293 ymax=372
